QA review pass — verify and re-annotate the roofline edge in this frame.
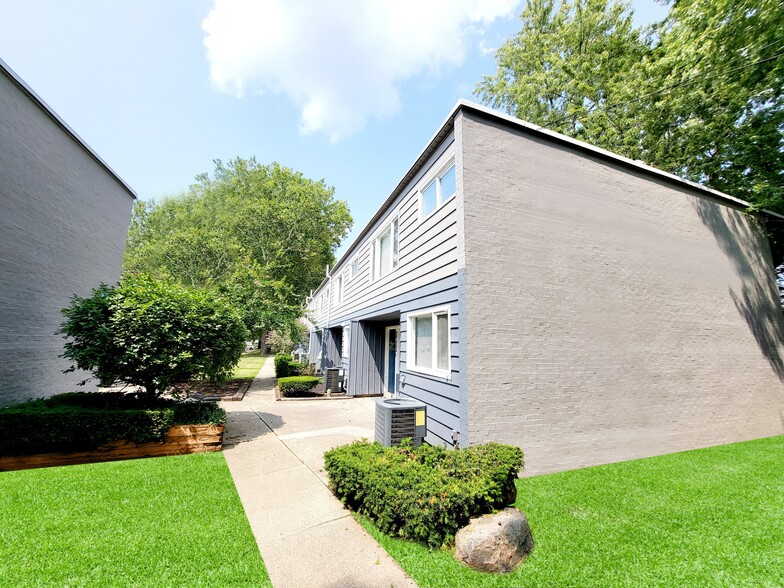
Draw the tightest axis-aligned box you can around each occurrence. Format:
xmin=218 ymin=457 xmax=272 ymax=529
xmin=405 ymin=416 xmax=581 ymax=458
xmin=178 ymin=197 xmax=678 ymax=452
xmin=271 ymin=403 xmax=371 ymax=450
xmin=0 ymin=57 xmax=138 ymax=200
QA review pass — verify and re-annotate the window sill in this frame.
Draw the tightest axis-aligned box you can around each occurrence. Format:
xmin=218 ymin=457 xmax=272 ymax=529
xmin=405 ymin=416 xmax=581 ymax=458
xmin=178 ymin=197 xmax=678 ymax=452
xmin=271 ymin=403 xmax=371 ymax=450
xmin=406 ymin=365 xmax=451 ymax=380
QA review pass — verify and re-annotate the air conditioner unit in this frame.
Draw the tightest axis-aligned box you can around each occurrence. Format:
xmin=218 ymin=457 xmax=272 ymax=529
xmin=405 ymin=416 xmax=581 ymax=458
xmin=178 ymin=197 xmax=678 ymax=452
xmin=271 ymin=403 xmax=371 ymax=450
xmin=375 ymin=398 xmax=427 ymax=447
xmin=324 ymin=368 xmax=343 ymax=392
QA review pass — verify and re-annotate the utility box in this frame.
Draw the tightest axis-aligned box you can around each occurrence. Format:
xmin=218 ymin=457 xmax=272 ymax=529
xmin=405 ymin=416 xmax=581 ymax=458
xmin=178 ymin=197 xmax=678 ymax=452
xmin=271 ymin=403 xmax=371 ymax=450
xmin=324 ymin=368 xmax=343 ymax=392
xmin=375 ymin=398 xmax=427 ymax=447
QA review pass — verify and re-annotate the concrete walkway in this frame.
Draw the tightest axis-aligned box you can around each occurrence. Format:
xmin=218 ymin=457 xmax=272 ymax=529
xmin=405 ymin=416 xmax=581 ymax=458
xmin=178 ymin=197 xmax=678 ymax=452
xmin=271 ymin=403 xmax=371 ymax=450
xmin=221 ymin=357 xmax=417 ymax=588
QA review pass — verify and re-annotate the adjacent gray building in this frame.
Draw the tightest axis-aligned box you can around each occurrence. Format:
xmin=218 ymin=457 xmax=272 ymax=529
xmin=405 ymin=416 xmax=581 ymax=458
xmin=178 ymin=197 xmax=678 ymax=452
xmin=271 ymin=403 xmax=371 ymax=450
xmin=0 ymin=59 xmax=136 ymax=406
xmin=306 ymin=100 xmax=784 ymax=475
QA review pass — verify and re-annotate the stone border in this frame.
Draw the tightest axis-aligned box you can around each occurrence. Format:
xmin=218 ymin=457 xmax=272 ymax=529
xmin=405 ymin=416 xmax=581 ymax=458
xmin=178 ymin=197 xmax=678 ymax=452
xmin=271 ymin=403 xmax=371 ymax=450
xmin=0 ymin=424 xmax=224 ymax=472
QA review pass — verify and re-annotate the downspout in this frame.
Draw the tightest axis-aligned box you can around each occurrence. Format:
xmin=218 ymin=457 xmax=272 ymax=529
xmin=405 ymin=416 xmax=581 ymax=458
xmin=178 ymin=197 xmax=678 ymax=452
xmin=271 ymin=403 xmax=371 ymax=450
xmin=321 ymin=264 xmax=332 ymax=373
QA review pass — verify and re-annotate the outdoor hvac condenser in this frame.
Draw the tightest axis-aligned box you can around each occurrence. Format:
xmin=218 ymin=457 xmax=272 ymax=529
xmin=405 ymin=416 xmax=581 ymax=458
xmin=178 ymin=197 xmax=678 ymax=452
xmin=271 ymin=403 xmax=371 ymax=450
xmin=324 ymin=368 xmax=343 ymax=393
xmin=374 ymin=398 xmax=427 ymax=447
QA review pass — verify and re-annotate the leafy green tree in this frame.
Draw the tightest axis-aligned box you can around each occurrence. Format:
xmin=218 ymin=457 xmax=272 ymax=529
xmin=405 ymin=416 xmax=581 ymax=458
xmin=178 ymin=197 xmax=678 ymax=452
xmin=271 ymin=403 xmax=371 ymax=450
xmin=477 ymin=0 xmax=784 ymax=212
xmin=59 ymin=275 xmax=247 ymax=397
xmin=267 ymin=322 xmax=309 ymax=355
xmin=477 ymin=0 xmax=648 ymax=155
xmin=124 ymin=159 xmax=352 ymax=340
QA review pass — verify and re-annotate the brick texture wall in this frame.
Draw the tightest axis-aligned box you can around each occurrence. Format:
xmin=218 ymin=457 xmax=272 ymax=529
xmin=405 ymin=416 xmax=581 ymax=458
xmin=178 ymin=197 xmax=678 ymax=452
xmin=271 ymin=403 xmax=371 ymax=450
xmin=0 ymin=72 xmax=134 ymax=406
xmin=461 ymin=112 xmax=784 ymax=475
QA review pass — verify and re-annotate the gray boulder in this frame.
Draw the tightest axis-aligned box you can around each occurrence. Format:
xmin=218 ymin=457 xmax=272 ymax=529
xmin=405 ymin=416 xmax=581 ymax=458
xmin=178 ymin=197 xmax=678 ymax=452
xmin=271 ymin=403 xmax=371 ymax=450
xmin=454 ymin=508 xmax=533 ymax=573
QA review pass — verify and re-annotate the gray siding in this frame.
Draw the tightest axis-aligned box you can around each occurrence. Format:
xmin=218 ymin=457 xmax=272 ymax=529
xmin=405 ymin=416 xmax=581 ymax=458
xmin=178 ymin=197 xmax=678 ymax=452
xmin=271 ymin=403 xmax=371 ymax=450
xmin=347 ymin=321 xmax=384 ymax=396
xmin=308 ymin=330 xmax=321 ymax=364
xmin=324 ymin=328 xmax=341 ymax=369
xmin=308 ymin=132 xmax=459 ymax=327
xmin=461 ymin=111 xmax=784 ymax=475
xmin=0 ymin=69 xmax=134 ymax=406
xmin=340 ymin=274 xmax=465 ymax=447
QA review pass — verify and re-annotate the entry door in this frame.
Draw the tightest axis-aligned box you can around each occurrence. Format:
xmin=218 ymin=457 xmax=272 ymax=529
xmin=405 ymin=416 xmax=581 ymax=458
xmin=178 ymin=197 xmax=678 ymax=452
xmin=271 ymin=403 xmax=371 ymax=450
xmin=384 ymin=326 xmax=400 ymax=395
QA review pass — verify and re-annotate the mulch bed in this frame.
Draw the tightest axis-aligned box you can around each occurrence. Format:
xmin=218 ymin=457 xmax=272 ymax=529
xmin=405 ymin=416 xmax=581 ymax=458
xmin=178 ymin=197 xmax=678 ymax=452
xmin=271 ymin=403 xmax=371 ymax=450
xmin=178 ymin=379 xmax=252 ymax=402
xmin=275 ymin=383 xmax=349 ymax=401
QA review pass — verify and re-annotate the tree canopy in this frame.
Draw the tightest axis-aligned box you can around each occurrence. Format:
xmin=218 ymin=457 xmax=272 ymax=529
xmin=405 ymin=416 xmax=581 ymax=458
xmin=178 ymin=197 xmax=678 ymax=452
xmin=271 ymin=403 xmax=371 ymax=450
xmin=477 ymin=0 xmax=784 ymax=213
xmin=124 ymin=159 xmax=353 ymax=340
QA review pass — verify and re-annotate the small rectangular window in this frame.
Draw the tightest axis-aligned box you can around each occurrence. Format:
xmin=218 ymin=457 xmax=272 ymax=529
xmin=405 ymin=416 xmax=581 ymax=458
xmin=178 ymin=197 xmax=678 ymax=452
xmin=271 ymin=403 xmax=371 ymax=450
xmin=414 ymin=315 xmax=433 ymax=369
xmin=436 ymin=312 xmax=449 ymax=370
xmin=422 ymin=181 xmax=437 ymax=217
xmin=372 ymin=216 xmax=399 ymax=281
xmin=408 ymin=307 xmax=451 ymax=377
xmin=420 ymin=161 xmax=456 ymax=221
xmin=440 ymin=165 xmax=456 ymax=201
xmin=351 ymin=258 xmax=360 ymax=278
xmin=336 ymin=274 xmax=343 ymax=304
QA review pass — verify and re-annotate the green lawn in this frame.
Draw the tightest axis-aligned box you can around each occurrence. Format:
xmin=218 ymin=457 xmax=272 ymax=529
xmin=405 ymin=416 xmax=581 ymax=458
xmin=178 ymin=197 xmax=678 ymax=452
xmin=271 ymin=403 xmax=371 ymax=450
xmin=0 ymin=453 xmax=271 ymax=587
xmin=231 ymin=349 xmax=267 ymax=380
xmin=359 ymin=435 xmax=784 ymax=588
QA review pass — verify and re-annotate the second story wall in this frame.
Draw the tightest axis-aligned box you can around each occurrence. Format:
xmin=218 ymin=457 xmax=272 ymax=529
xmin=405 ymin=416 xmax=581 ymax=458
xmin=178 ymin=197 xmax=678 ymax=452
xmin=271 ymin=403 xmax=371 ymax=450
xmin=308 ymin=131 xmax=464 ymax=326
xmin=0 ymin=65 xmax=135 ymax=406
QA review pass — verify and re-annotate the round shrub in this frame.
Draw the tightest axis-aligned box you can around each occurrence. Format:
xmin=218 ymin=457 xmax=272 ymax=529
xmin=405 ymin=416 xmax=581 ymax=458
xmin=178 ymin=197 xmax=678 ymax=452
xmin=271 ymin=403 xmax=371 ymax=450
xmin=278 ymin=376 xmax=320 ymax=396
xmin=59 ymin=275 xmax=248 ymax=397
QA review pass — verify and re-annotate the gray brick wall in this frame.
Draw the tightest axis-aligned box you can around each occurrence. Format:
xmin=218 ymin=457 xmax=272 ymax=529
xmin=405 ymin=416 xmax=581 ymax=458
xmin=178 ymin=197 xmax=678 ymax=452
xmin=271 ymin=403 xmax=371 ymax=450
xmin=0 ymin=71 xmax=134 ymax=406
xmin=460 ymin=112 xmax=784 ymax=475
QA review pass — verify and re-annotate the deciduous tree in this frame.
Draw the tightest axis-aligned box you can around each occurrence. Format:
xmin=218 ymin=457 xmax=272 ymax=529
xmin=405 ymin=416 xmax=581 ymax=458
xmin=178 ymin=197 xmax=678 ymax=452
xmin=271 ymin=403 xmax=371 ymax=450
xmin=477 ymin=0 xmax=784 ymax=212
xmin=124 ymin=158 xmax=352 ymax=339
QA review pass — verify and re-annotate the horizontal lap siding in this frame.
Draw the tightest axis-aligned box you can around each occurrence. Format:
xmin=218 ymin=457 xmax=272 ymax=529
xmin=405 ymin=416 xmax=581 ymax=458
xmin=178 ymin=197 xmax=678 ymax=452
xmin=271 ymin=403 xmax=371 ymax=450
xmin=306 ymin=133 xmax=456 ymax=326
xmin=306 ymin=128 xmax=468 ymax=447
xmin=397 ymin=275 xmax=463 ymax=447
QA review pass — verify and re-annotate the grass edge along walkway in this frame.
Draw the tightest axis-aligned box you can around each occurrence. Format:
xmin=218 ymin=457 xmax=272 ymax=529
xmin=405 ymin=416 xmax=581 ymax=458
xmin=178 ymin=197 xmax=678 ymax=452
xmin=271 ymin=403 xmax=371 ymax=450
xmin=358 ymin=435 xmax=784 ymax=588
xmin=0 ymin=452 xmax=271 ymax=587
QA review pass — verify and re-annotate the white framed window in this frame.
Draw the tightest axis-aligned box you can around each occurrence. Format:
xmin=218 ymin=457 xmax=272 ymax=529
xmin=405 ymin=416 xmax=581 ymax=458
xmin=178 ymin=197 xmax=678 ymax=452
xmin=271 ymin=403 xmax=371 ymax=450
xmin=420 ymin=161 xmax=456 ymax=220
xmin=407 ymin=306 xmax=451 ymax=378
xmin=336 ymin=273 xmax=344 ymax=304
xmin=350 ymin=257 xmax=360 ymax=279
xmin=371 ymin=216 xmax=399 ymax=281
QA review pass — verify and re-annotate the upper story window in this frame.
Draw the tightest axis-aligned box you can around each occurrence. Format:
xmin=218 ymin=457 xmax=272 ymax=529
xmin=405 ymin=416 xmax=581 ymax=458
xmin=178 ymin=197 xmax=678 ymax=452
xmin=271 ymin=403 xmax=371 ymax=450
xmin=421 ymin=162 xmax=456 ymax=220
xmin=336 ymin=273 xmax=344 ymax=304
xmin=371 ymin=217 xmax=399 ymax=281
xmin=350 ymin=257 xmax=360 ymax=279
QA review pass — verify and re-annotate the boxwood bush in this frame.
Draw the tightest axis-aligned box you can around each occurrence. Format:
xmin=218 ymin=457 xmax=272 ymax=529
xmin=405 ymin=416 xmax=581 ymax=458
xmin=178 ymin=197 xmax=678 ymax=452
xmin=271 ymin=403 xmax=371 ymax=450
xmin=324 ymin=440 xmax=523 ymax=547
xmin=278 ymin=376 xmax=320 ymax=396
xmin=0 ymin=392 xmax=226 ymax=456
xmin=274 ymin=354 xmax=301 ymax=378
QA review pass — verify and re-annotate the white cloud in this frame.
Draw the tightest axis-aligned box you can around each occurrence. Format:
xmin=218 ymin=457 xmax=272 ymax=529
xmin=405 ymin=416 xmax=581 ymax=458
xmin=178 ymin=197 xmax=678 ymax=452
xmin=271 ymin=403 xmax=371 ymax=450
xmin=202 ymin=0 xmax=519 ymax=141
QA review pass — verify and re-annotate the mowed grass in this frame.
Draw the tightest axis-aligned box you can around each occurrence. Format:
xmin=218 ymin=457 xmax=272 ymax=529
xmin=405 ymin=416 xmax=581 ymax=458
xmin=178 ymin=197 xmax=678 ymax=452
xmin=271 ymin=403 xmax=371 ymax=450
xmin=0 ymin=452 xmax=271 ymax=587
xmin=359 ymin=435 xmax=784 ymax=588
xmin=231 ymin=349 xmax=267 ymax=380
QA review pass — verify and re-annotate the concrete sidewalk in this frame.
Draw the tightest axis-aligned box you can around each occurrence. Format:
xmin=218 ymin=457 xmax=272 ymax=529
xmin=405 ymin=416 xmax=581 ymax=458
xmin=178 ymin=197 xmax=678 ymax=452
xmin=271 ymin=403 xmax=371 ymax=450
xmin=222 ymin=357 xmax=417 ymax=588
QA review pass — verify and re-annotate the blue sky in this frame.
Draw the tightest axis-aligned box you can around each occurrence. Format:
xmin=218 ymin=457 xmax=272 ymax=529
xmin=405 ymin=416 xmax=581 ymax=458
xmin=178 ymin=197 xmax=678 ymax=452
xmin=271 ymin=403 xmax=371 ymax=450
xmin=0 ymin=0 xmax=669 ymax=257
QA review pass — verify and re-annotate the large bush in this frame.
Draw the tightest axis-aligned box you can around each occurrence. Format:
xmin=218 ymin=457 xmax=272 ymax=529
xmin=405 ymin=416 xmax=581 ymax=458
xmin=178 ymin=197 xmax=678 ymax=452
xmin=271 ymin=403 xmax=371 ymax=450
xmin=0 ymin=392 xmax=226 ymax=456
xmin=324 ymin=440 xmax=523 ymax=547
xmin=274 ymin=354 xmax=302 ymax=378
xmin=278 ymin=376 xmax=320 ymax=396
xmin=59 ymin=275 xmax=247 ymax=397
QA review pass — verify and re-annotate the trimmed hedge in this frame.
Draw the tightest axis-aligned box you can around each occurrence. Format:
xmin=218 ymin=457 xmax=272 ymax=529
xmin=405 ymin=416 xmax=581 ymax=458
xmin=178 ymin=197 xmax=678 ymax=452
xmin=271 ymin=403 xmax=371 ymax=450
xmin=0 ymin=392 xmax=226 ymax=457
xmin=324 ymin=440 xmax=523 ymax=547
xmin=278 ymin=376 xmax=320 ymax=396
xmin=274 ymin=354 xmax=303 ymax=378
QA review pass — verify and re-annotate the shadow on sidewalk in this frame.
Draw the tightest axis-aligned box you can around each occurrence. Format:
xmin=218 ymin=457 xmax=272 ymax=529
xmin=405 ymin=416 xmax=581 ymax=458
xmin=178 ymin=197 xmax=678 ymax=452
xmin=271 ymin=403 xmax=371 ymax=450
xmin=223 ymin=409 xmax=285 ymax=445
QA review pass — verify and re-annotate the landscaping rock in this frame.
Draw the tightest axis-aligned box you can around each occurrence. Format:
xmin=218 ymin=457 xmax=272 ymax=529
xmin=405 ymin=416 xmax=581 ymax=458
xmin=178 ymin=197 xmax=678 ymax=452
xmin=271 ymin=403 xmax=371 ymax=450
xmin=454 ymin=508 xmax=533 ymax=573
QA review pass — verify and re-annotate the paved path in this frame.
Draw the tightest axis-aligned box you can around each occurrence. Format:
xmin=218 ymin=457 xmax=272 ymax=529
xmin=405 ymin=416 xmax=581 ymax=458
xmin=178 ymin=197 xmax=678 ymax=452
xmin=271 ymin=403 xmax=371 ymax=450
xmin=222 ymin=357 xmax=417 ymax=588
